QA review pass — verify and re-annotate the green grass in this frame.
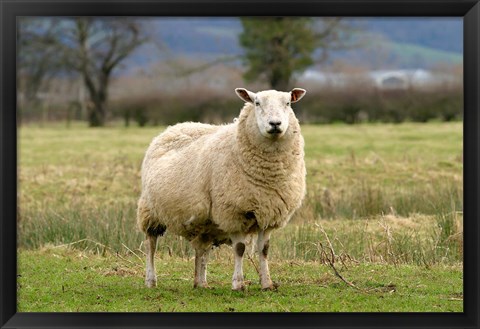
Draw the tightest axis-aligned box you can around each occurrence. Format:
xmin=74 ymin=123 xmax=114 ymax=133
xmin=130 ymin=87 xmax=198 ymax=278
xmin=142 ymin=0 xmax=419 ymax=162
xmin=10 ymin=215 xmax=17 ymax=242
xmin=18 ymin=122 xmax=463 ymax=261
xmin=300 ymin=122 xmax=462 ymax=219
xmin=17 ymin=121 xmax=463 ymax=312
xmin=18 ymin=247 xmax=463 ymax=312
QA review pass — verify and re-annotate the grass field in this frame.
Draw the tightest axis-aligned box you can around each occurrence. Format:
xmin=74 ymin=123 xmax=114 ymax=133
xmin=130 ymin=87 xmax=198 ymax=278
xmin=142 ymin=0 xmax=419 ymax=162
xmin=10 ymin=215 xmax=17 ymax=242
xmin=18 ymin=248 xmax=462 ymax=312
xmin=17 ymin=121 xmax=463 ymax=312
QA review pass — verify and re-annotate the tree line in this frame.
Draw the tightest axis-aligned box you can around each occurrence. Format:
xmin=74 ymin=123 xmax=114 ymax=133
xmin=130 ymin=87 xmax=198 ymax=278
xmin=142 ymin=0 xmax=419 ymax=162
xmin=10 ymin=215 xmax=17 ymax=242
xmin=19 ymin=17 xmax=359 ymax=127
xmin=18 ymin=17 xmax=461 ymax=127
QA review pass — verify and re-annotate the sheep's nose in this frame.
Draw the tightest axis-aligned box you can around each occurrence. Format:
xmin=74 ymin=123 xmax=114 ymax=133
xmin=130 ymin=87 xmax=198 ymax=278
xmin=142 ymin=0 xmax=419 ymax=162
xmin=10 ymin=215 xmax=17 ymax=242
xmin=267 ymin=121 xmax=283 ymax=135
xmin=269 ymin=121 xmax=282 ymax=128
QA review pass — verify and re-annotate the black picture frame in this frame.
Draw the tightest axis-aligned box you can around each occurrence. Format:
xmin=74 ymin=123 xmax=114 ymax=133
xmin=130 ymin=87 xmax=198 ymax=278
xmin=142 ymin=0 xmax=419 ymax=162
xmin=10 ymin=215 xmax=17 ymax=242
xmin=1 ymin=0 xmax=479 ymax=328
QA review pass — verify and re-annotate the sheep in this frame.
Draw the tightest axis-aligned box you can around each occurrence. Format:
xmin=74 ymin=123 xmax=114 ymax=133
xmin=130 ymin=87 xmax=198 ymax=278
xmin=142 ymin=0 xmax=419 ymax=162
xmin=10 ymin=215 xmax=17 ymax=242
xmin=137 ymin=88 xmax=307 ymax=290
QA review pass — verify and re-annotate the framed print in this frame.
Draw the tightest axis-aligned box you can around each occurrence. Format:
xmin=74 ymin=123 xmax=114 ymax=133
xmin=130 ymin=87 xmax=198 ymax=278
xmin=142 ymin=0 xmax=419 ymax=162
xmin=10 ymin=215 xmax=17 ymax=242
xmin=1 ymin=0 xmax=479 ymax=328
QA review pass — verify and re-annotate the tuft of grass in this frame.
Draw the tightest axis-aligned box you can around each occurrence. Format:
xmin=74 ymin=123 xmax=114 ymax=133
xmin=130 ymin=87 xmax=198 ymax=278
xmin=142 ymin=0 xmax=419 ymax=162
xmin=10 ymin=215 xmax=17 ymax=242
xmin=271 ymin=213 xmax=462 ymax=266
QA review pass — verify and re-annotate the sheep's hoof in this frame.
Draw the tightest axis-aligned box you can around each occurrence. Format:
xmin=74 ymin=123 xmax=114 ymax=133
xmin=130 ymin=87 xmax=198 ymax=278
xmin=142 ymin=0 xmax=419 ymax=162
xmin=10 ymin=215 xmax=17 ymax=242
xmin=193 ymin=283 xmax=212 ymax=289
xmin=232 ymin=283 xmax=246 ymax=291
xmin=145 ymin=279 xmax=157 ymax=288
xmin=232 ymin=286 xmax=245 ymax=292
xmin=262 ymin=281 xmax=279 ymax=291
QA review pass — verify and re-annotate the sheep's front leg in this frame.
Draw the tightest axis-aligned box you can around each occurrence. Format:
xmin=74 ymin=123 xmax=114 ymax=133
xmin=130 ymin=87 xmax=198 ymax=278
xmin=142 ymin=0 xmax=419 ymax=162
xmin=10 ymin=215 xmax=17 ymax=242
xmin=231 ymin=233 xmax=247 ymax=291
xmin=145 ymin=234 xmax=158 ymax=288
xmin=194 ymin=247 xmax=210 ymax=288
xmin=257 ymin=228 xmax=275 ymax=290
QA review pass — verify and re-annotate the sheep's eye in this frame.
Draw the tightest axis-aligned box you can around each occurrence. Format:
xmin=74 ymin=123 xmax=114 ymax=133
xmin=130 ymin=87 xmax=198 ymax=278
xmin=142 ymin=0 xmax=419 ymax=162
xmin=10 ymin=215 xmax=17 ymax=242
xmin=286 ymin=102 xmax=291 ymax=106
xmin=255 ymin=101 xmax=260 ymax=106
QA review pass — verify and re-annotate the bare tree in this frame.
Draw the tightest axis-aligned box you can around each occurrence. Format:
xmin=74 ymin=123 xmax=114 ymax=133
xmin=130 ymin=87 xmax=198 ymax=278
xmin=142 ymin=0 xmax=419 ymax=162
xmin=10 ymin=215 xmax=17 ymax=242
xmin=60 ymin=18 xmax=146 ymax=126
xmin=19 ymin=17 xmax=146 ymax=127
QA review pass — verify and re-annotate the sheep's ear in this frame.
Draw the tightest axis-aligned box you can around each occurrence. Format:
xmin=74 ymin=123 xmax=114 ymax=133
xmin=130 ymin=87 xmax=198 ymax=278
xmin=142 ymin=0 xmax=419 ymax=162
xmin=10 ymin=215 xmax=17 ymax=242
xmin=235 ymin=88 xmax=256 ymax=104
xmin=290 ymin=88 xmax=307 ymax=103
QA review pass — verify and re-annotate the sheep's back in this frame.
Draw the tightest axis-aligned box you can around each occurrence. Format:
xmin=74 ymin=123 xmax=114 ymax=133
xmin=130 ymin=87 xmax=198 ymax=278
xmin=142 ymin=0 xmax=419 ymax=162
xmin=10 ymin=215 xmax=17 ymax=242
xmin=145 ymin=122 xmax=220 ymax=162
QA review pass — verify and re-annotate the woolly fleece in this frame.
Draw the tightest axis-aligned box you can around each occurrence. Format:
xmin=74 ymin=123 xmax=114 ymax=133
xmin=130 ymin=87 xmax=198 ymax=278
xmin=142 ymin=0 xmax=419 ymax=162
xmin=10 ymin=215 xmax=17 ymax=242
xmin=137 ymin=95 xmax=306 ymax=249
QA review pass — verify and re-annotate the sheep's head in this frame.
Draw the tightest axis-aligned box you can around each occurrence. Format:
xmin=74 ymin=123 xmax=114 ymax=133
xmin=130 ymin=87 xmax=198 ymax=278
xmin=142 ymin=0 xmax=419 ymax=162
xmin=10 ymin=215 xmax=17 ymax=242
xmin=235 ymin=88 xmax=306 ymax=139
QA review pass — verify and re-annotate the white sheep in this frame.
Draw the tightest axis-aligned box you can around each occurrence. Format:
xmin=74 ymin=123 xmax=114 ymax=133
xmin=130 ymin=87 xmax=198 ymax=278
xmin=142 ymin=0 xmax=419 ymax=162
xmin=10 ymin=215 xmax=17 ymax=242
xmin=137 ymin=88 xmax=307 ymax=290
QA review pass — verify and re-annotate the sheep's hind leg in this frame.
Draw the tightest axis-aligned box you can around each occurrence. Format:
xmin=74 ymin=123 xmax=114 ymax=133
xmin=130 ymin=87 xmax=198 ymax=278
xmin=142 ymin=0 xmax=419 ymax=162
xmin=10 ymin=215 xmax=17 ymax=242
xmin=230 ymin=233 xmax=247 ymax=291
xmin=257 ymin=228 xmax=276 ymax=290
xmin=145 ymin=234 xmax=158 ymax=288
xmin=194 ymin=247 xmax=211 ymax=288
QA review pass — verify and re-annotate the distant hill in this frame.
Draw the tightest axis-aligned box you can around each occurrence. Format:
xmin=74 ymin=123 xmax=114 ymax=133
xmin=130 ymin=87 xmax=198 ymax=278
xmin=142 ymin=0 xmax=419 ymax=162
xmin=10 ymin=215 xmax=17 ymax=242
xmin=359 ymin=17 xmax=462 ymax=54
xmin=348 ymin=17 xmax=462 ymax=68
xmin=125 ymin=17 xmax=462 ymax=72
